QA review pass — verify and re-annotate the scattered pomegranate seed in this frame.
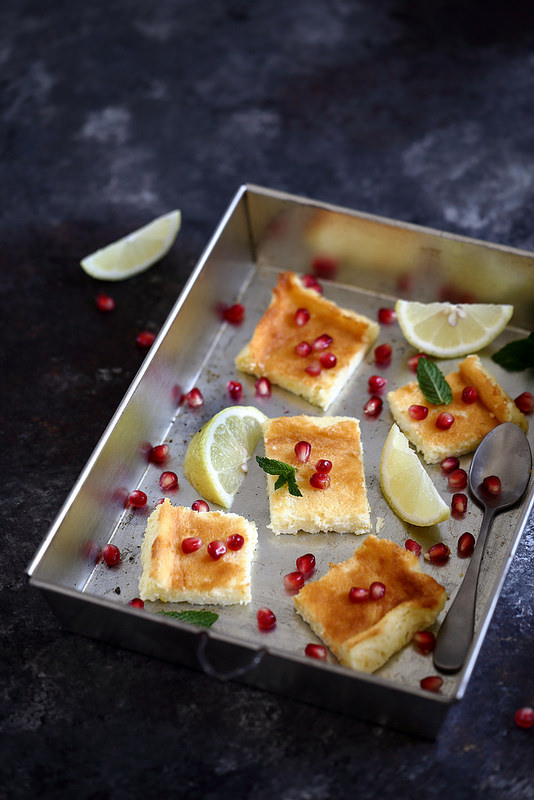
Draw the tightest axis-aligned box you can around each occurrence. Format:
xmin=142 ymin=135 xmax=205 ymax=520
xmin=159 ymin=471 xmax=178 ymax=491
xmin=207 ymin=540 xmax=227 ymax=560
xmin=462 ymin=386 xmax=478 ymax=404
xmin=483 ymin=475 xmax=501 ymax=496
xmin=364 ymin=396 xmax=383 ymax=417
xmin=283 ymin=571 xmax=305 ymax=591
xmin=457 ymin=531 xmax=475 ymax=558
xmin=315 ymin=459 xmax=332 ymax=473
xmin=296 ymin=553 xmax=316 ymax=574
xmin=185 ymin=388 xmax=204 ymax=408
xmin=435 ymin=412 xmax=455 ymax=430
xmin=409 ymin=404 xmax=428 ymax=421
xmin=95 ymin=292 xmax=115 ymax=312
xmin=257 ymin=607 xmax=276 ymax=631
xmin=319 ymin=351 xmax=337 ymax=369
xmin=310 ymin=472 xmax=330 ymax=490
xmin=515 ymin=391 xmax=534 ymax=414
xmin=451 ymin=493 xmax=468 ymax=516
xmin=192 ymin=500 xmax=209 ymax=512
xmin=448 ymin=468 xmax=468 ymax=491
xmin=223 ymin=303 xmax=245 ymax=324
xmin=413 ymin=631 xmax=436 ymax=654
xmin=378 ymin=307 xmax=397 ymax=325
xmin=312 ymin=334 xmax=333 ymax=351
xmin=295 ymin=341 xmax=312 ymax=357
xmin=155 ymin=498 xmax=166 ymax=506
xmin=514 ymin=707 xmax=534 ymax=729
xmin=294 ymin=307 xmax=310 ymax=326
xmin=369 ymin=581 xmax=386 ymax=600
xmin=311 ymin=255 xmax=337 ymax=278
xmin=128 ymin=490 xmax=147 ymax=508
xmin=420 ymin=675 xmax=443 ymax=692
xmin=226 ymin=533 xmax=245 ymax=551
xmin=305 ymin=643 xmax=328 ymax=661
xmin=136 ymin=330 xmax=156 ymax=348
xmin=305 ymin=361 xmax=322 ymax=377
xmin=405 ymin=539 xmax=422 ymax=557
xmin=255 ymin=377 xmax=271 ymax=398
xmin=301 ymin=274 xmax=323 ymax=293
xmin=295 ymin=441 xmax=311 ymax=463
xmin=424 ymin=543 xmax=450 ymax=564
xmin=368 ymin=375 xmax=387 ymax=393
xmin=227 ymin=380 xmax=243 ymax=400
xmin=102 ymin=544 xmax=121 ymax=566
xmin=440 ymin=456 xmax=460 ymax=474
xmin=149 ymin=444 xmax=169 ymax=463
xmin=407 ymin=353 xmax=426 ymax=372
xmin=172 ymin=384 xmax=185 ymax=405
xmin=349 ymin=587 xmax=370 ymax=603
xmin=182 ymin=536 xmax=204 ymax=554
xmin=128 ymin=598 xmax=144 ymax=608
xmin=374 ymin=343 xmax=392 ymax=365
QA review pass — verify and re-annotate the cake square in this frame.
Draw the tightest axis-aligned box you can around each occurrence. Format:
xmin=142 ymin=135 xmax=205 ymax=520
xmin=294 ymin=535 xmax=447 ymax=673
xmin=387 ymin=354 xmax=528 ymax=464
xmin=235 ymin=271 xmax=379 ymax=409
xmin=139 ymin=500 xmax=257 ymax=605
xmin=262 ymin=415 xmax=371 ymax=534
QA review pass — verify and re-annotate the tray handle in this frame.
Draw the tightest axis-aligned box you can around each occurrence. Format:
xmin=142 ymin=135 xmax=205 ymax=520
xmin=196 ymin=631 xmax=266 ymax=682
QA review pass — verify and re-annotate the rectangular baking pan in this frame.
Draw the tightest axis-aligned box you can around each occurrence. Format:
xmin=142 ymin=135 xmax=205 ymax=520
xmin=28 ymin=184 xmax=534 ymax=738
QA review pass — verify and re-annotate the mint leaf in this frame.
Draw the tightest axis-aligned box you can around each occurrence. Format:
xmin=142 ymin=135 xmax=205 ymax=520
xmin=256 ymin=456 xmax=303 ymax=497
xmin=158 ymin=610 xmax=218 ymax=628
xmin=416 ymin=358 xmax=453 ymax=405
xmin=491 ymin=332 xmax=534 ymax=371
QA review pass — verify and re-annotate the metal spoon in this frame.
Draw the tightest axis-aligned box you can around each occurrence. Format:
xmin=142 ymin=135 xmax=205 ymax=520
xmin=433 ymin=422 xmax=532 ymax=674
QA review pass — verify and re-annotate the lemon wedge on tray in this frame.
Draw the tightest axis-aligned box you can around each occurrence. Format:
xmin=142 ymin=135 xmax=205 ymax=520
xmin=184 ymin=406 xmax=267 ymax=508
xmin=81 ymin=210 xmax=181 ymax=280
xmin=380 ymin=424 xmax=450 ymax=527
xmin=395 ymin=299 xmax=513 ymax=358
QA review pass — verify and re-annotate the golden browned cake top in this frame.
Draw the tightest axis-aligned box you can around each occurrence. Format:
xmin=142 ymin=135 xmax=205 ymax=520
xmin=459 ymin=354 xmax=527 ymax=430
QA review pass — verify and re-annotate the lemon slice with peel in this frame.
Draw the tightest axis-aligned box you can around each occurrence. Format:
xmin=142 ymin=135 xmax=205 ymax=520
xmin=81 ymin=210 xmax=181 ymax=280
xmin=395 ymin=299 xmax=513 ymax=358
xmin=183 ymin=406 xmax=268 ymax=508
xmin=380 ymin=424 xmax=450 ymax=526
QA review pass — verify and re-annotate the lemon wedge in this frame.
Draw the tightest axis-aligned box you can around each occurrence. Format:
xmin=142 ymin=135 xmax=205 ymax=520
xmin=395 ymin=299 xmax=513 ymax=358
xmin=379 ymin=424 xmax=450 ymax=526
xmin=183 ymin=406 xmax=268 ymax=508
xmin=81 ymin=210 xmax=181 ymax=280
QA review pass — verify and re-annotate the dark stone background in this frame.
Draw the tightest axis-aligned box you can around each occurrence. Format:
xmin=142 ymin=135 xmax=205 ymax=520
xmin=2 ymin=2 xmax=533 ymax=798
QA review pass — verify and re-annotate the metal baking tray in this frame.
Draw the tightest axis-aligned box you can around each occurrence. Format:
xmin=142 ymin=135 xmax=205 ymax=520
xmin=28 ymin=184 xmax=534 ymax=738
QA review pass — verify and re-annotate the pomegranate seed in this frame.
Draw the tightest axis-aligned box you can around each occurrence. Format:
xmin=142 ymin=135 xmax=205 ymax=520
xmin=102 ymin=544 xmax=121 ymax=566
xmin=294 ymin=441 xmax=311 ymax=463
xmin=483 ymin=475 xmax=501 ymax=496
xmin=301 ymin=274 xmax=323 ymax=293
xmin=315 ymin=459 xmax=332 ymax=473
xmin=452 ymin=493 xmax=468 ymax=516
xmin=369 ymin=581 xmax=386 ymax=600
xmin=128 ymin=598 xmax=144 ymax=608
xmin=457 ymin=531 xmax=475 ymax=558
xmin=255 ymin=377 xmax=271 ymax=398
xmin=296 ymin=553 xmax=316 ymax=574
xmin=136 ymin=330 xmax=156 ymax=348
xmin=462 ymin=385 xmax=478 ymax=404
xmin=227 ymin=380 xmax=243 ymax=400
xmin=378 ymin=307 xmax=397 ymax=324
xmin=305 ymin=643 xmax=328 ymax=661
xmin=424 ymin=543 xmax=450 ymax=564
xmin=364 ymin=396 xmax=383 ymax=417
xmin=420 ymin=675 xmax=443 ymax=692
xmin=310 ymin=472 xmax=330 ymax=489
xmin=409 ymin=404 xmax=428 ymax=421
xmin=226 ymin=533 xmax=245 ymax=551
xmin=312 ymin=334 xmax=333 ymax=351
xmin=223 ymin=303 xmax=245 ymax=324
xmin=311 ymin=255 xmax=337 ymax=278
xmin=407 ymin=353 xmax=426 ymax=372
xmin=283 ymin=571 xmax=305 ymax=591
xmin=368 ymin=375 xmax=387 ymax=393
xmin=514 ymin=707 xmax=534 ymax=729
xmin=305 ymin=361 xmax=322 ymax=377
xmin=257 ymin=607 xmax=276 ymax=631
xmin=413 ymin=631 xmax=436 ymax=654
xmin=182 ymin=536 xmax=204 ymax=554
xmin=295 ymin=341 xmax=312 ymax=357
xmin=374 ymin=343 xmax=392 ymax=365
xmin=448 ymin=468 xmax=468 ymax=491
xmin=440 ymin=456 xmax=460 ymax=474
xmin=435 ymin=412 xmax=455 ymax=430
xmin=192 ymin=499 xmax=210 ymax=512
xmin=155 ymin=498 xmax=166 ymax=506
xmin=185 ymin=388 xmax=204 ymax=408
xmin=172 ymin=384 xmax=185 ymax=405
xmin=128 ymin=490 xmax=147 ymax=508
xmin=207 ymin=540 xmax=227 ymax=560
xmin=95 ymin=292 xmax=115 ymax=312
xmin=349 ymin=587 xmax=370 ymax=603
xmin=405 ymin=539 xmax=422 ymax=557
xmin=159 ymin=471 xmax=178 ymax=491
xmin=149 ymin=444 xmax=169 ymax=463
xmin=515 ymin=391 xmax=534 ymax=414
xmin=294 ymin=307 xmax=310 ymax=326
xmin=319 ymin=351 xmax=337 ymax=369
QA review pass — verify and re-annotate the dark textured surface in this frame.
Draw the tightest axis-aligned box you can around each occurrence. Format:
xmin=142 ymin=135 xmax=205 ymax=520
xmin=2 ymin=2 xmax=534 ymax=798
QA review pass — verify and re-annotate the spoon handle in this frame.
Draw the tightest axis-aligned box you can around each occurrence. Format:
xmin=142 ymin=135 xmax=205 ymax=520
xmin=433 ymin=506 xmax=495 ymax=674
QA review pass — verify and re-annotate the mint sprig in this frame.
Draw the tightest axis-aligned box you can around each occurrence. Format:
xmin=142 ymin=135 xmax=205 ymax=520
xmin=256 ymin=456 xmax=303 ymax=497
xmin=491 ymin=332 xmax=534 ymax=371
xmin=158 ymin=610 xmax=218 ymax=628
xmin=416 ymin=357 xmax=453 ymax=405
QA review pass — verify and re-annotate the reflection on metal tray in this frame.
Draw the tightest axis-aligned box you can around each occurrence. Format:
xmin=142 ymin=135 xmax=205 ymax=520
xmin=27 ymin=184 xmax=534 ymax=738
